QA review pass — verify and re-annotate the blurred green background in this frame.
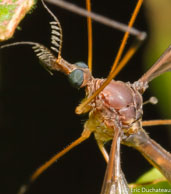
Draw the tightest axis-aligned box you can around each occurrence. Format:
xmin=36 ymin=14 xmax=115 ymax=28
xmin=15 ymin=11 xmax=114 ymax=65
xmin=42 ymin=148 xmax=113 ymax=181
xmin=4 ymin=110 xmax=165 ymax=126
xmin=144 ymin=0 xmax=171 ymax=118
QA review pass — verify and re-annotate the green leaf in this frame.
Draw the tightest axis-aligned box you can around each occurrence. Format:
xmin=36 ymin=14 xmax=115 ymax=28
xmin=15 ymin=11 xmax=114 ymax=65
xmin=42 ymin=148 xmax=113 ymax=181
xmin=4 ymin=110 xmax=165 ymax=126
xmin=131 ymin=182 xmax=171 ymax=194
xmin=137 ymin=168 xmax=164 ymax=183
xmin=130 ymin=168 xmax=171 ymax=194
xmin=143 ymin=0 xmax=171 ymax=118
xmin=0 ymin=0 xmax=35 ymax=41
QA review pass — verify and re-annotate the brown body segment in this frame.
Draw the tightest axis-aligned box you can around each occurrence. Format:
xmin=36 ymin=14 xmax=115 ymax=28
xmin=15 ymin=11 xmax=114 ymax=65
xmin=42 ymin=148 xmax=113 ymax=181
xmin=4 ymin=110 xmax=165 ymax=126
xmin=84 ymin=78 xmax=143 ymax=142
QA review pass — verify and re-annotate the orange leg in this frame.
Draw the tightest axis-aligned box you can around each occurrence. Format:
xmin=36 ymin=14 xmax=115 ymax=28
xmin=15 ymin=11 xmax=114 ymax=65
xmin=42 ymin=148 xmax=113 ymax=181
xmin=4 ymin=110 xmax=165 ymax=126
xmin=17 ymin=128 xmax=92 ymax=194
xmin=108 ymin=38 xmax=143 ymax=79
xmin=31 ymin=128 xmax=91 ymax=182
xmin=97 ymin=140 xmax=109 ymax=163
xmin=86 ymin=0 xmax=93 ymax=73
xmin=109 ymin=0 xmax=144 ymax=75
xmin=76 ymin=0 xmax=144 ymax=115
xmin=142 ymin=119 xmax=171 ymax=127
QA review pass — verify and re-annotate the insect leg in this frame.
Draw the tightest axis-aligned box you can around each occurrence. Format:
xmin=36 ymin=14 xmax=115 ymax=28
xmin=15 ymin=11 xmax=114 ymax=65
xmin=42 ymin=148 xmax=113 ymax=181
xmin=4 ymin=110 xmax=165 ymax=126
xmin=142 ymin=119 xmax=171 ymax=127
xmin=97 ymin=140 xmax=109 ymax=162
xmin=17 ymin=128 xmax=92 ymax=194
xmin=108 ymin=0 xmax=144 ymax=75
xmin=108 ymin=37 xmax=144 ymax=79
xmin=47 ymin=0 xmax=145 ymax=38
xmin=86 ymin=0 xmax=93 ymax=72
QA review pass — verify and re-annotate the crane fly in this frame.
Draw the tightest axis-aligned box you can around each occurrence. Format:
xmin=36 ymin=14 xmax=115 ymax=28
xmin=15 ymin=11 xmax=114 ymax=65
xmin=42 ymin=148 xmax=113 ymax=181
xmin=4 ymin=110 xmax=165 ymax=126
xmin=0 ymin=0 xmax=171 ymax=193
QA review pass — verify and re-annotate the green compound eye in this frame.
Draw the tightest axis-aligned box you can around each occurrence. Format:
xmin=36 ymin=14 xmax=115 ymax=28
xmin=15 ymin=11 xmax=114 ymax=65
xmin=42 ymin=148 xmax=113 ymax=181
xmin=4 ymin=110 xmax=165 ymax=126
xmin=68 ymin=62 xmax=88 ymax=88
xmin=68 ymin=69 xmax=84 ymax=88
xmin=75 ymin=62 xmax=88 ymax=69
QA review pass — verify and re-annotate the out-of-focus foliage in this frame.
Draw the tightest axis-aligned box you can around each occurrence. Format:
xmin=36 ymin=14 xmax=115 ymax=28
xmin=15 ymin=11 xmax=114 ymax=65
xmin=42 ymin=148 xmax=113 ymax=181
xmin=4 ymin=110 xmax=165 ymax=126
xmin=144 ymin=0 xmax=171 ymax=118
xmin=0 ymin=0 xmax=35 ymax=41
xmin=130 ymin=168 xmax=171 ymax=194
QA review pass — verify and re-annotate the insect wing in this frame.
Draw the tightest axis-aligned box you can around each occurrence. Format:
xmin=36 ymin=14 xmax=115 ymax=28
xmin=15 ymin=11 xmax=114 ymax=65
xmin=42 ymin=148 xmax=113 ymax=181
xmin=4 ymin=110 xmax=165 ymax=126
xmin=100 ymin=136 xmax=131 ymax=194
xmin=101 ymin=170 xmax=131 ymax=194
xmin=122 ymin=128 xmax=171 ymax=182
xmin=139 ymin=45 xmax=171 ymax=84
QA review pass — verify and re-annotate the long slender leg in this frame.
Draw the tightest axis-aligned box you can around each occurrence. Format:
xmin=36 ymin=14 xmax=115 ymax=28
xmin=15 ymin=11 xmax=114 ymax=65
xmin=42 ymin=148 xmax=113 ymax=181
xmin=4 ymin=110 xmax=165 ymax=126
xmin=17 ymin=128 xmax=92 ymax=194
xmin=142 ymin=119 xmax=171 ymax=127
xmin=75 ymin=0 xmax=144 ymax=115
xmin=97 ymin=140 xmax=109 ymax=162
xmin=109 ymin=0 xmax=144 ymax=75
xmin=86 ymin=0 xmax=93 ymax=72
xmin=107 ymin=38 xmax=143 ymax=79
xmin=47 ymin=0 xmax=145 ymax=38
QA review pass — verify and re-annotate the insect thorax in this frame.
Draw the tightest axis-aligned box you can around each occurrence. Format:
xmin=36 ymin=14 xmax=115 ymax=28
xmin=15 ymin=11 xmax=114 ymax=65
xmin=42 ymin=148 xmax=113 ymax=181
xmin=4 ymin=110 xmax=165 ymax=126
xmin=84 ymin=78 xmax=143 ymax=142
